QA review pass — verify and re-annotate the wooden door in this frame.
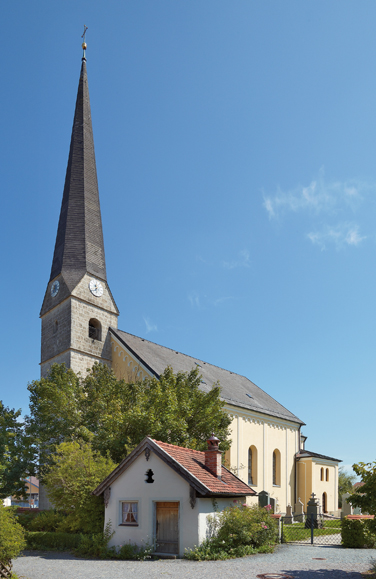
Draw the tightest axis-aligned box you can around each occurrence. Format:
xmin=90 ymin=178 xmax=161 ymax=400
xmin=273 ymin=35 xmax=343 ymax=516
xmin=155 ymin=502 xmax=179 ymax=554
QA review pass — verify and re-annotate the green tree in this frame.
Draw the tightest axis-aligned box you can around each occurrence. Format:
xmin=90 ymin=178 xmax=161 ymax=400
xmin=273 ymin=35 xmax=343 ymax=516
xmin=0 ymin=402 xmax=33 ymax=499
xmin=26 ymin=363 xmax=232 ymax=466
xmin=26 ymin=365 xmax=84 ymax=477
xmin=338 ymin=466 xmax=356 ymax=507
xmin=44 ymin=440 xmax=116 ymax=533
xmin=347 ymin=461 xmax=376 ymax=515
xmin=0 ymin=501 xmax=26 ymax=578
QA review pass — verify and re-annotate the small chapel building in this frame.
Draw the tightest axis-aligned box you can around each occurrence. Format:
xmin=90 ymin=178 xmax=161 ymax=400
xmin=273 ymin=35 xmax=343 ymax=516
xmin=93 ymin=435 xmax=255 ymax=557
xmin=39 ymin=47 xmax=341 ymax=516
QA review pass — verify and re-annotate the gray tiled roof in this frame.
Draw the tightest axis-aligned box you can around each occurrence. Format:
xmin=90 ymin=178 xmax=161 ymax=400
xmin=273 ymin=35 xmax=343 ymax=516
xmin=111 ymin=328 xmax=305 ymax=425
xmin=49 ymin=57 xmax=106 ymax=288
xmin=296 ymin=450 xmax=341 ymax=463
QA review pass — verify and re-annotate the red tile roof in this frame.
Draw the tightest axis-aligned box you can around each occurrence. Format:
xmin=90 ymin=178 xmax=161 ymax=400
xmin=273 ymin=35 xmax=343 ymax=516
xmin=153 ymin=439 xmax=255 ymax=496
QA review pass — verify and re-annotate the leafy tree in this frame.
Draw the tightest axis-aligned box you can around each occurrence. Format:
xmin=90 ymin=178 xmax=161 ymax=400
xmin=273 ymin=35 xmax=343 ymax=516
xmin=338 ymin=466 xmax=356 ymax=507
xmin=44 ymin=440 xmax=116 ymax=533
xmin=26 ymin=363 xmax=232 ymax=466
xmin=26 ymin=365 xmax=84 ymax=477
xmin=347 ymin=461 xmax=376 ymax=515
xmin=0 ymin=502 xmax=26 ymax=578
xmin=0 ymin=402 xmax=33 ymax=499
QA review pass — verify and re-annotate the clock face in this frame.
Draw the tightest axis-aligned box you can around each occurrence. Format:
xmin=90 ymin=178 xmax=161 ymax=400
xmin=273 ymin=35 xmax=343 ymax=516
xmin=51 ymin=280 xmax=60 ymax=297
xmin=89 ymin=279 xmax=104 ymax=297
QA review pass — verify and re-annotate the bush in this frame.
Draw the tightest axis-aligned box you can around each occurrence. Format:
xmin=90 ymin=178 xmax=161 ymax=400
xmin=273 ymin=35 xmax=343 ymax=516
xmin=185 ymin=504 xmax=278 ymax=560
xmin=74 ymin=523 xmax=114 ymax=559
xmin=0 ymin=504 xmax=26 ymax=578
xmin=114 ymin=541 xmax=154 ymax=561
xmin=28 ymin=510 xmax=69 ymax=532
xmin=25 ymin=531 xmax=82 ymax=551
xmin=15 ymin=509 xmax=41 ymax=531
xmin=341 ymin=517 xmax=376 ymax=548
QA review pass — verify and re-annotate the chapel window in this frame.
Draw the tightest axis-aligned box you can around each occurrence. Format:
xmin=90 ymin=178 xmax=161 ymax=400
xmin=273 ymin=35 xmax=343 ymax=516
xmin=326 ymin=468 xmax=329 ymax=482
xmin=121 ymin=501 xmax=138 ymax=526
xmin=88 ymin=318 xmax=101 ymax=341
xmin=320 ymin=467 xmax=324 ymax=481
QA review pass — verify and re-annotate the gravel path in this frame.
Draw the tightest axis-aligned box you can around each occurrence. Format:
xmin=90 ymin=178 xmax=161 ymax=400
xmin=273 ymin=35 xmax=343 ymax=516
xmin=13 ymin=545 xmax=376 ymax=579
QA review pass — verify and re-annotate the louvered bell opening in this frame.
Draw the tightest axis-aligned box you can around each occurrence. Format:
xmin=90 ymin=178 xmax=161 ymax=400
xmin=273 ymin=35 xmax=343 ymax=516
xmin=88 ymin=319 xmax=101 ymax=341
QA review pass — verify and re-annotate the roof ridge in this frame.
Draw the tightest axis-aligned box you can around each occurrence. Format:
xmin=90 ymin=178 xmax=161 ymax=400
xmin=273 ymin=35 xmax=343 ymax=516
xmin=153 ymin=439 xmax=206 ymax=456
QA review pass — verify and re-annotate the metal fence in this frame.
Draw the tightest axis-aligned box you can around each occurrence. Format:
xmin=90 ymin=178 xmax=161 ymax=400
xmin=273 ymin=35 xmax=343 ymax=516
xmin=281 ymin=514 xmax=342 ymax=545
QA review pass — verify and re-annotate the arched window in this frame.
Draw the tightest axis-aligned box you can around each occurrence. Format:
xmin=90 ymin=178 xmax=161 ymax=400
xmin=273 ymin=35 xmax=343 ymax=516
xmin=326 ymin=468 xmax=329 ymax=482
xmin=248 ymin=445 xmax=257 ymax=486
xmin=272 ymin=449 xmax=281 ymax=486
xmin=88 ymin=318 xmax=102 ymax=341
xmin=320 ymin=467 xmax=324 ymax=481
xmin=322 ymin=492 xmax=327 ymax=513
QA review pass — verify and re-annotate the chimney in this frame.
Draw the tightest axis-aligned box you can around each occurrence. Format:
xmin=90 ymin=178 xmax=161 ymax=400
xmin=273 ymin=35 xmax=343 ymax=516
xmin=205 ymin=434 xmax=222 ymax=479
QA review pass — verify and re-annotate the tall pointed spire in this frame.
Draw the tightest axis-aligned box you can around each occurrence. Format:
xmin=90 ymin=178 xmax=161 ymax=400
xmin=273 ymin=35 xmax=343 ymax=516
xmin=49 ymin=54 xmax=106 ymax=289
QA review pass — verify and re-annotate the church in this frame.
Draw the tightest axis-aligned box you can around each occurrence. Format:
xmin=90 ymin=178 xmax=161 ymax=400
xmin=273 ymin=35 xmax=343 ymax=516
xmin=40 ymin=46 xmax=341 ymax=515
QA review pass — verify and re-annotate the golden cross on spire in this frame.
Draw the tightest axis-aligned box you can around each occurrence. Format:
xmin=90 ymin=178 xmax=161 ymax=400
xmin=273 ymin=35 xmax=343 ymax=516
xmin=81 ymin=25 xmax=88 ymax=58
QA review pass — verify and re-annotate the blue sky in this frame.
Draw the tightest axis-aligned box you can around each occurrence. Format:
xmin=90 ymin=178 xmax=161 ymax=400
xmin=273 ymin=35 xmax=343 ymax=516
xmin=1 ymin=1 xmax=376 ymax=474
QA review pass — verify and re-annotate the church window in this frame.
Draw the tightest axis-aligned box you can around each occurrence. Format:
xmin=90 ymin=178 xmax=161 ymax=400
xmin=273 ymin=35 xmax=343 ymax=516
xmin=272 ymin=449 xmax=281 ymax=486
xmin=248 ymin=445 xmax=257 ymax=486
xmin=320 ymin=467 xmax=324 ymax=481
xmin=89 ymin=319 xmax=101 ymax=341
xmin=326 ymin=468 xmax=329 ymax=482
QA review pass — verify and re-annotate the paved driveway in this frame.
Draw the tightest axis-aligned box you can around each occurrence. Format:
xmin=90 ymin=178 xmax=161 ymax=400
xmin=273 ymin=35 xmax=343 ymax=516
xmin=13 ymin=544 xmax=376 ymax=579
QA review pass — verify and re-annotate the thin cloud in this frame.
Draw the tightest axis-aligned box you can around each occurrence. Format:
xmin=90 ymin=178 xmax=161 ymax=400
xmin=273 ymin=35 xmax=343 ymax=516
xmin=307 ymin=224 xmax=366 ymax=251
xmin=188 ymin=291 xmax=200 ymax=308
xmin=143 ymin=316 xmax=157 ymax=333
xmin=263 ymin=170 xmax=371 ymax=220
xmin=212 ymin=296 xmax=234 ymax=306
xmin=222 ymin=249 xmax=251 ymax=270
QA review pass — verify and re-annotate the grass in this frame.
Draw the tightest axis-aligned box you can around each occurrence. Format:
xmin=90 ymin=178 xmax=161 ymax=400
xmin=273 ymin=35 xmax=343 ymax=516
xmin=282 ymin=519 xmax=342 ymax=543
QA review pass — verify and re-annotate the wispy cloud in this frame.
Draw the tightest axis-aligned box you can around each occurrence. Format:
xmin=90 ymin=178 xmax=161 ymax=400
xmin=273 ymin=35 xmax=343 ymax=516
xmin=212 ymin=296 xmax=234 ymax=306
xmin=263 ymin=169 xmax=375 ymax=250
xmin=188 ymin=292 xmax=235 ymax=309
xmin=188 ymin=291 xmax=200 ymax=308
xmin=143 ymin=316 xmax=157 ymax=333
xmin=222 ymin=249 xmax=251 ymax=269
xmin=307 ymin=224 xmax=366 ymax=250
xmin=263 ymin=169 xmax=371 ymax=220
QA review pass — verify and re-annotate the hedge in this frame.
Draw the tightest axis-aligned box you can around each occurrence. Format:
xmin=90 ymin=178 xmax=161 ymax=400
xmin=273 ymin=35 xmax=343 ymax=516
xmin=25 ymin=532 xmax=82 ymax=551
xmin=341 ymin=517 xmax=376 ymax=548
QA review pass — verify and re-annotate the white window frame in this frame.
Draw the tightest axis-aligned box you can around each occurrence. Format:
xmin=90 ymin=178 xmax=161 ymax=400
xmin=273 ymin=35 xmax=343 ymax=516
xmin=120 ymin=500 xmax=139 ymax=526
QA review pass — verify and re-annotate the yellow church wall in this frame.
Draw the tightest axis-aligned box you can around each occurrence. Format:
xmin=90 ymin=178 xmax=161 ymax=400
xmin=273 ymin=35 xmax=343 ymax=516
xmin=297 ymin=458 xmax=312 ymax=509
xmin=297 ymin=458 xmax=338 ymax=514
xmin=225 ymin=405 xmax=300 ymax=513
xmin=111 ymin=337 xmax=153 ymax=383
xmin=311 ymin=460 xmax=338 ymax=514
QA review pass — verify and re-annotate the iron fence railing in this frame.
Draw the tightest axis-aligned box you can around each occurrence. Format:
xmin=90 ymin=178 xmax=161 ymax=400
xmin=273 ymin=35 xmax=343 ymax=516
xmin=281 ymin=513 xmax=342 ymax=545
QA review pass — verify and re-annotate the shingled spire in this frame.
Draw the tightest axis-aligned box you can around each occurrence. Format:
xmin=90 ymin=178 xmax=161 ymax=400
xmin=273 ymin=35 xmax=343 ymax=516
xmin=49 ymin=56 xmax=106 ymax=289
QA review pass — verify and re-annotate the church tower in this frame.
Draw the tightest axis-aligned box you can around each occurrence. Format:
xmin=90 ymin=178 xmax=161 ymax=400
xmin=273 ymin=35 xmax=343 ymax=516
xmin=40 ymin=48 xmax=119 ymax=378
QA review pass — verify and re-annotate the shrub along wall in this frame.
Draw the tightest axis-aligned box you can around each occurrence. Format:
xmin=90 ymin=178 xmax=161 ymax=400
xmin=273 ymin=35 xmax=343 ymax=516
xmin=25 ymin=532 xmax=82 ymax=551
xmin=341 ymin=516 xmax=376 ymax=548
